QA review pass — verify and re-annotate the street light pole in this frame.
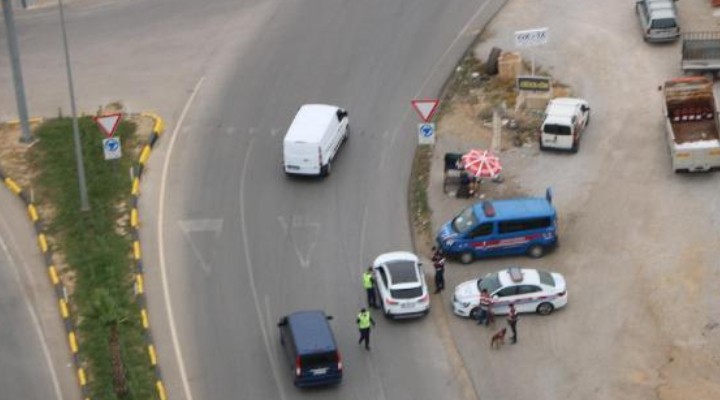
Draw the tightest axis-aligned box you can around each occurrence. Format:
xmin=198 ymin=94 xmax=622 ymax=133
xmin=2 ymin=0 xmax=33 ymax=143
xmin=58 ymin=0 xmax=90 ymax=211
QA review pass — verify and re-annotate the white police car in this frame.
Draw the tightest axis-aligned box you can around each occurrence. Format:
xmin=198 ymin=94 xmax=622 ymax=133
xmin=373 ymin=252 xmax=430 ymax=319
xmin=452 ymin=267 xmax=567 ymax=318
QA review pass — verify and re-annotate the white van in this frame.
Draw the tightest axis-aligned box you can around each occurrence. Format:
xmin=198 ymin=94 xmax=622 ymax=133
xmin=283 ymin=104 xmax=349 ymax=177
xmin=540 ymin=98 xmax=590 ymax=153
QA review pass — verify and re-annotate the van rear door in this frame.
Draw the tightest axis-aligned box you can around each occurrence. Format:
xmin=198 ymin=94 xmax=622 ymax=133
xmin=284 ymin=142 xmax=321 ymax=175
xmin=541 ymin=123 xmax=573 ymax=149
xmin=296 ymin=351 xmax=342 ymax=386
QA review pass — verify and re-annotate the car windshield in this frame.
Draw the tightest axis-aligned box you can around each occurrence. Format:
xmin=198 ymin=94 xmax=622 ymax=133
xmin=543 ymin=123 xmax=571 ymax=135
xmin=301 ymin=352 xmax=338 ymax=368
xmin=651 ymin=18 xmax=676 ymax=29
xmin=538 ymin=270 xmax=556 ymax=287
xmin=390 ymin=287 xmax=424 ymax=299
xmin=477 ymin=273 xmax=502 ymax=293
xmin=387 ymin=261 xmax=419 ymax=284
xmin=452 ymin=206 xmax=478 ymax=234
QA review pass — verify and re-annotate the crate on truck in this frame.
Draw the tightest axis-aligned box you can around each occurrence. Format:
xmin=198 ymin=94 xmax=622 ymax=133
xmin=662 ymin=77 xmax=720 ymax=172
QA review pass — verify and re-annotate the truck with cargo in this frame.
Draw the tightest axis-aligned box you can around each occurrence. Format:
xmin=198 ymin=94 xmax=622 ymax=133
xmin=661 ymin=77 xmax=720 ymax=172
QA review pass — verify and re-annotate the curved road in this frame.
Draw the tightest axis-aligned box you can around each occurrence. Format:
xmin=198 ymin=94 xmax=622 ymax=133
xmin=142 ymin=1 xmax=504 ymax=399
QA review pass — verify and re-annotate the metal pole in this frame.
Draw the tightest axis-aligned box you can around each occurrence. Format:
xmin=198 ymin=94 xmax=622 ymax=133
xmin=58 ymin=0 xmax=90 ymax=211
xmin=2 ymin=0 xmax=33 ymax=143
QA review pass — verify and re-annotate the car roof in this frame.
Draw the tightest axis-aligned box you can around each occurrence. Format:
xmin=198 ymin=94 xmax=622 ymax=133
xmin=284 ymin=104 xmax=339 ymax=143
xmin=287 ymin=310 xmax=336 ymax=355
xmin=544 ymin=98 xmax=583 ymax=125
xmin=385 ymin=260 xmax=420 ymax=286
xmin=497 ymin=268 xmax=541 ymax=286
xmin=472 ymin=197 xmax=555 ymax=222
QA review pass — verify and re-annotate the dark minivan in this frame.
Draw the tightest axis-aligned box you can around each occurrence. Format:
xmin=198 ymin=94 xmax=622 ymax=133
xmin=278 ymin=310 xmax=342 ymax=388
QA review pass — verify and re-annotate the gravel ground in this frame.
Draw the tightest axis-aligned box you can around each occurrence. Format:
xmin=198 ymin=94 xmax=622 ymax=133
xmin=427 ymin=1 xmax=720 ymax=399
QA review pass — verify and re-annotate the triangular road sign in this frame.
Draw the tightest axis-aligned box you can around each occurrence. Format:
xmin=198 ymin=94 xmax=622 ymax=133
xmin=411 ymin=99 xmax=440 ymax=122
xmin=94 ymin=113 xmax=123 ymax=138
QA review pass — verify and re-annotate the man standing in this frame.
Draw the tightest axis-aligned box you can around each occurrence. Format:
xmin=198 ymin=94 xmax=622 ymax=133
xmin=433 ymin=250 xmax=446 ymax=294
xmin=363 ymin=266 xmax=378 ymax=309
xmin=507 ymin=303 xmax=518 ymax=344
xmin=357 ymin=308 xmax=376 ymax=350
xmin=477 ymin=288 xmax=493 ymax=325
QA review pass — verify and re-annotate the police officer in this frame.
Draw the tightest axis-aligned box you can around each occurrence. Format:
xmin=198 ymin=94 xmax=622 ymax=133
xmin=507 ymin=303 xmax=518 ymax=344
xmin=433 ymin=251 xmax=446 ymax=294
xmin=362 ymin=266 xmax=378 ymax=309
xmin=356 ymin=308 xmax=376 ymax=350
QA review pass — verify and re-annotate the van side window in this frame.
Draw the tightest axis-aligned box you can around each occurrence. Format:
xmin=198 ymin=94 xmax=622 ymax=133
xmin=498 ymin=218 xmax=552 ymax=234
xmin=469 ymin=223 xmax=493 ymax=238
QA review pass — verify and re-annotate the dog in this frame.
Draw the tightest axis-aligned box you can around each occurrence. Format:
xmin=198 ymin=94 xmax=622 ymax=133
xmin=490 ymin=327 xmax=507 ymax=349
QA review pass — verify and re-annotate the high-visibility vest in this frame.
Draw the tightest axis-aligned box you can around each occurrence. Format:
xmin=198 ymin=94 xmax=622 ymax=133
xmin=362 ymin=272 xmax=373 ymax=289
xmin=358 ymin=312 xmax=371 ymax=329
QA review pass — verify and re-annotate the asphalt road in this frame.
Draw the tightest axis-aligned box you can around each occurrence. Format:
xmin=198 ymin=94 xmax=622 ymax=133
xmin=139 ymin=0 xmax=507 ymax=399
xmin=0 ymin=187 xmax=80 ymax=400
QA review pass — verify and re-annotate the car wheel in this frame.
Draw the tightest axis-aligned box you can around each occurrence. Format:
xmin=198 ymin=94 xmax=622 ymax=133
xmin=537 ymin=302 xmax=554 ymax=315
xmin=343 ymin=125 xmax=350 ymax=143
xmin=527 ymin=245 xmax=545 ymax=258
xmin=321 ymin=161 xmax=332 ymax=177
xmin=469 ymin=307 xmax=480 ymax=320
xmin=459 ymin=251 xmax=474 ymax=264
xmin=571 ymin=140 xmax=579 ymax=153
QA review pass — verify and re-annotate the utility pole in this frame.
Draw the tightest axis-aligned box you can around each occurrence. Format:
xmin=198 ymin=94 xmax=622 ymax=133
xmin=2 ymin=0 xmax=34 ymax=143
xmin=59 ymin=0 xmax=90 ymax=211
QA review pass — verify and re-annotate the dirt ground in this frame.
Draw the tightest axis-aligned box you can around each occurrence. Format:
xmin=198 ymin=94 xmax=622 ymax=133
xmin=422 ymin=1 xmax=720 ymax=399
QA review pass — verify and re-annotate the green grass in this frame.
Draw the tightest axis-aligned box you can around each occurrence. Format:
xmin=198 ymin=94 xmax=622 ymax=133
xmin=30 ymin=117 xmax=157 ymax=400
xmin=409 ymin=145 xmax=433 ymax=238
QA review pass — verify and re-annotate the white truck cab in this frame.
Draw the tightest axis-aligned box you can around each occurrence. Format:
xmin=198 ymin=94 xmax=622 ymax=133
xmin=539 ymin=98 xmax=590 ymax=153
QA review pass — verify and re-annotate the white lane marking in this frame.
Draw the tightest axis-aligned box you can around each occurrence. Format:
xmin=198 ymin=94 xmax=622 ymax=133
xmin=158 ymin=76 xmax=205 ymax=400
xmin=277 ymin=215 xmax=320 ymax=268
xmin=239 ymin=138 xmax=288 ymax=400
xmin=0 ymin=215 xmax=64 ymax=400
xmin=178 ymin=219 xmax=224 ymax=275
xmin=364 ymin=351 xmax=388 ymax=400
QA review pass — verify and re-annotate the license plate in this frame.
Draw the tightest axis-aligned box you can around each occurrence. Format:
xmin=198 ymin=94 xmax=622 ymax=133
xmin=310 ymin=368 xmax=328 ymax=376
xmin=401 ymin=303 xmax=414 ymax=309
xmin=286 ymin=165 xmax=300 ymax=170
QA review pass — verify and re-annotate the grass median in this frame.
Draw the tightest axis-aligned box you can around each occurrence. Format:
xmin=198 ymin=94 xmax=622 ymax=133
xmin=31 ymin=117 xmax=156 ymax=399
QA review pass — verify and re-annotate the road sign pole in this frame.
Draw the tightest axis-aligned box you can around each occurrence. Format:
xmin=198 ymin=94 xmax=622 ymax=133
xmin=59 ymin=0 xmax=90 ymax=211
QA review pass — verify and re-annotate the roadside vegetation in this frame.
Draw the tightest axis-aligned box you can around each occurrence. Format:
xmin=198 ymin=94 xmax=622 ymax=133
xmin=29 ymin=116 xmax=156 ymax=399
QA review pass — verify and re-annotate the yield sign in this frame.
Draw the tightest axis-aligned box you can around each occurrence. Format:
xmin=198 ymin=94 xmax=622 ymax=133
xmin=94 ymin=113 xmax=123 ymax=138
xmin=411 ymin=99 xmax=440 ymax=122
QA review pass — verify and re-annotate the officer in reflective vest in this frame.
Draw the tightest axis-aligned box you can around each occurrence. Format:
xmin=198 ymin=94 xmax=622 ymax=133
xmin=356 ymin=308 xmax=376 ymax=350
xmin=363 ymin=266 xmax=378 ymax=309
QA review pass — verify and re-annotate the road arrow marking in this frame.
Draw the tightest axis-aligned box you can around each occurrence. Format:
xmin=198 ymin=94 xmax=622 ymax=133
xmin=277 ymin=215 xmax=321 ymax=268
xmin=178 ymin=219 xmax=223 ymax=274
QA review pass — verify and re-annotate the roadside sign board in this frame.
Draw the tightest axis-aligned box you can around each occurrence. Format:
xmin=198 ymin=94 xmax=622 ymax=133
xmin=418 ymin=123 xmax=435 ymax=145
xmin=517 ymin=76 xmax=551 ymax=92
xmin=94 ymin=113 xmax=123 ymax=138
xmin=514 ymin=27 xmax=549 ymax=47
xmin=411 ymin=99 xmax=440 ymax=122
xmin=102 ymin=137 xmax=122 ymax=160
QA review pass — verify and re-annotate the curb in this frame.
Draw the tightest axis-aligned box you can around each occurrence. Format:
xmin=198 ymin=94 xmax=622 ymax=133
xmin=0 ymin=112 xmax=169 ymax=400
xmin=132 ymin=112 xmax=168 ymax=400
xmin=0 ymin=117 xmax=91 ymax=399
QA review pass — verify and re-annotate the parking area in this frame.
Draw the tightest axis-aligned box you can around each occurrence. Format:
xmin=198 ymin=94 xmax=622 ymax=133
xmin=428 ymin=1 xmax=720 ymax=399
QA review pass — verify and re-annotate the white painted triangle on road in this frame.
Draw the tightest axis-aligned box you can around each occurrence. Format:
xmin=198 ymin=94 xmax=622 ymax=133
xmin=94 ymin=113 xmax=122 ymax=137
xmin=411 ymin=99 xmax=440 ymax=122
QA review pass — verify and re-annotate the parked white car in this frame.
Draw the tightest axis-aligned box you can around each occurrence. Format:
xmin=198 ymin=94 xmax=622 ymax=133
xmin=453 ymin=267 xmax=567 ymax=318
xmin=373 ymin=252 xmax=430 ymax=319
